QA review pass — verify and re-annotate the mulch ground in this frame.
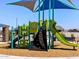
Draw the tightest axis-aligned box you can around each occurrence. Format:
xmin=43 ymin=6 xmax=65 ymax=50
xmin=0 ymin=43 xmax=79 ymax=57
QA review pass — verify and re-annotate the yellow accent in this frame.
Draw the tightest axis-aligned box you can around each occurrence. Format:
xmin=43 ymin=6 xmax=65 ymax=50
xmin=40 ymin=20 xmax=42 ymax=27
xmin=46 ymin=20 xmax=49 ymax=30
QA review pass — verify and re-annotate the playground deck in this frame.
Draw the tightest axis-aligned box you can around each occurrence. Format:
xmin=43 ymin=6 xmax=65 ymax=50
xmin=0 ymin=43 xmax=79 ymax=57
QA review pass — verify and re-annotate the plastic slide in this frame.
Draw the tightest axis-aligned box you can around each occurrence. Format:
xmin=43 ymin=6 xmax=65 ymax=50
xmin=52 ymin=23 xmax=79 ymax=47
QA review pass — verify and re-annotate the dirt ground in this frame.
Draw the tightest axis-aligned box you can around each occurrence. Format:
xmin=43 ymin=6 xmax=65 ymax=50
xmin=0 ymin=43 xmax=79 ymax=57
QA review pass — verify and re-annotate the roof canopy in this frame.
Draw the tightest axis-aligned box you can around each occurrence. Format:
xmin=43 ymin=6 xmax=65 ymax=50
xmin=36 ymin=0 xmax=76 ymax=11
xmin=8 ymin=0 xmax=36 ymax=11
xmin=8 ymin=0 xmax=77 ymax=12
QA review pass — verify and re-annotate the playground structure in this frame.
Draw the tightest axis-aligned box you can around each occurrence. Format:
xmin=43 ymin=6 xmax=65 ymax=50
xmin=2 ymin=0 xmax=79 ymax=51
xmin=9 ymin=20 xmax=78 ymax=51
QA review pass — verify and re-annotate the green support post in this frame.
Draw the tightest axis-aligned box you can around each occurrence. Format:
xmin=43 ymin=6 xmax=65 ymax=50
xmin=38 ymin=0 xmax=40 ymax=31
xmin=52 ymin=0 xmax=54 ymax=49
xmin=48 ymin=0 xmax=51 ymax=49
xmin=18 ymin=26 xmax=20 ymax=48
xmin=52 ymin=33 xmax=54 ymax=48
xmin=11 ymin=26 xmax=14 ymax=49
xmin=42 ymin=0 xmax=45 ymax=30
xmin=23 ymin=24 xmax=26 ymax=48
xmin=28 ymin=21 xmax=30 ymax=49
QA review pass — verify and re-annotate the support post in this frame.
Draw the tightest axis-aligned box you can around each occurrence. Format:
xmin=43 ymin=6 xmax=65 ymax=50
xmin=48 ymin=0 xmax=51 ymax=49
xmin=38 ymin=0 xmax=40 ymax=31
xmin=18 ymin=26 xmax=20 ymax=48
xmin=42 ymin=0 xmax=45 ymax=30
xmin=28 ymin=21 xmax=30 ymax=49
xmin=23 ymin=24 xmax=26 ymax=48
xmin=11 ymin=26 xmax=14 ymax=49
xmin=52 ymin=0 xmax=54 ymax=49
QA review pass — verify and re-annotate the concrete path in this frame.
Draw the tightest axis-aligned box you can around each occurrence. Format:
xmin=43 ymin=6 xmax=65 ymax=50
xmin=0 ymin=54 xmax=79 ymax=59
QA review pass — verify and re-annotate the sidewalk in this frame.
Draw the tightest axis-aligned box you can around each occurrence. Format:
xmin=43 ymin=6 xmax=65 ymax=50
xmin=0 ymin=54 xmax=78 ymax=59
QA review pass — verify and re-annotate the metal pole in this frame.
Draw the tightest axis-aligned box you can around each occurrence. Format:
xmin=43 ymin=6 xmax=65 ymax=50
xmin=42 ymin=0 xmax=45 ymax=30
xmin=48 ymin=0 xmax=51 ymax=49
xmin=18 ymin=26 xmax=20 ymax=48
xmin=28 ymin=21 xmax=30 ymax=49
xmin=11 ymin=26 xmax=14 ymax=49
xmin=52 ymin=0 xmax=54 ymax=21
xmin=22 ymin=24 xmax=26 ymax=48
xmin=16 ymin=18 xmax=18 ymax=28
xmin=38 ymin=0 xmax=40 ymax=31
xmin=52 ymin=0 xmax=54 ymax=49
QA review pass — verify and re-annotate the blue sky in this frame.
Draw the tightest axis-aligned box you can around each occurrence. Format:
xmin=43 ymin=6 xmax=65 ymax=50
xmin=0 ymin=0 xmax=79 ymax=29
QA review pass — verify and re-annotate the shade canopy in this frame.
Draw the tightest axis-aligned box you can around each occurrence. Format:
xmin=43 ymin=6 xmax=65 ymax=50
xmin=8 ymin=0 xmax=37 ymax=11
xmin=8 ymin=0 xmax=76 ymax=12
xmin=35 ymin=0 xmax=76 ymax=11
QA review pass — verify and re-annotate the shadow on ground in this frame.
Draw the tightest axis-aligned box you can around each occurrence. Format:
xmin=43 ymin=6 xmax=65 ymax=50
xmin=53 ymin=48 xmax=77 ymax=51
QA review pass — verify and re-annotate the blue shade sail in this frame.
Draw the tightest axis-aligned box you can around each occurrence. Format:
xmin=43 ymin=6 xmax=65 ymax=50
xmin=35 ymin=0 xmax=76 ymax=11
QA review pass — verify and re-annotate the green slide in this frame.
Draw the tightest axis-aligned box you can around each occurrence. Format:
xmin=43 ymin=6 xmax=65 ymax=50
xmin=52 ymin=23 xmax=79 ymax=47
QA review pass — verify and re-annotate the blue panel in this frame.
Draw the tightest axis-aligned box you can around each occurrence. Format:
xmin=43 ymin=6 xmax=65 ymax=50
xmin=36 ymin=0 xmax=75 ymax=11
xmin=54 ymin=0 xmax=74 ymax=9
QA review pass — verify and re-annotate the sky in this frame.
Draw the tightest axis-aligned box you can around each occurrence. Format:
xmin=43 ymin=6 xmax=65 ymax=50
xmin=0 ymin=0 xmax=79 ymax=29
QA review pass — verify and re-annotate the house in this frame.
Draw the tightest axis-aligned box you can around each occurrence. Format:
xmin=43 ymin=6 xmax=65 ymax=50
xmin=0 ymin=24 xmax=10 ymax=42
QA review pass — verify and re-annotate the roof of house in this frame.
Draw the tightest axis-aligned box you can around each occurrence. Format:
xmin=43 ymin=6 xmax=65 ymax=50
xmin=0 ymin=24 xmax=9 ymax=27
xmin=56 ymin=26 xmax=64 ymax=31
xmin=68 ymin=29 xmax=79 ymax=32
